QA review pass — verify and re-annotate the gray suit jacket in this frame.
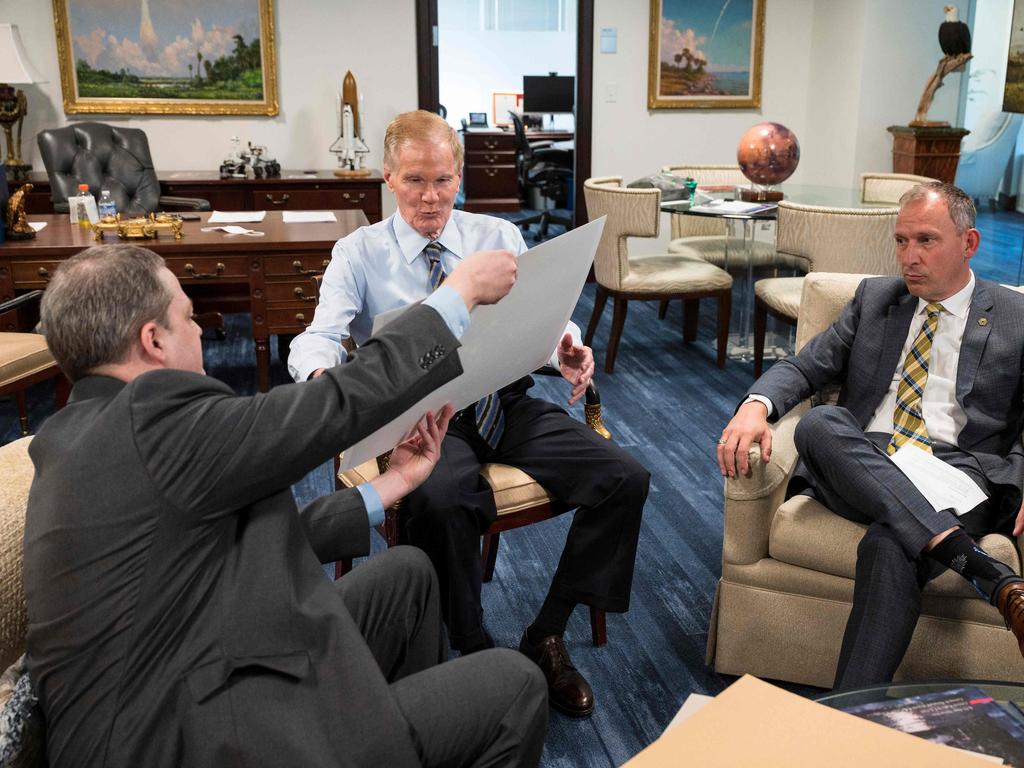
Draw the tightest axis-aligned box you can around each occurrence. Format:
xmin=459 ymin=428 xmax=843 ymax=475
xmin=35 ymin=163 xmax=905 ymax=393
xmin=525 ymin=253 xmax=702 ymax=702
xmin=24 ymin=304 xmax=462 ymax=768
xmin=748 ymin=276 xmax=1024 ymax=523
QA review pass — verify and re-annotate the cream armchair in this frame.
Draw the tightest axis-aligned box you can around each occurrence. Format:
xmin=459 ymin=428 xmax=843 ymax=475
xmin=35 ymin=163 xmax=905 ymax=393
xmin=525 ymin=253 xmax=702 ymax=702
xmin=860 ymin=172 xmax=937 ymax=204
xmin=707 ymin=273 xmax=1024 ymax=689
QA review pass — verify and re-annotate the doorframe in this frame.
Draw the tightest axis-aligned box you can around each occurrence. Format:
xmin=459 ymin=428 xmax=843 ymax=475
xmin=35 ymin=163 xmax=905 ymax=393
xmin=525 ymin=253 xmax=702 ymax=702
xmin=415 ymin=0 xmax=594 ymax=225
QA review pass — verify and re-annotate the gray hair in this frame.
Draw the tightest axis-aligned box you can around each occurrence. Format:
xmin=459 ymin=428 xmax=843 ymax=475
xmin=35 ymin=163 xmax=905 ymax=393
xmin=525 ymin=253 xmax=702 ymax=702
xmin=39 ymin=244 xmax=174 ymax=381
xmin=383 ymin=110 xmax=464 ymax=173
xmin=899 ymin=181 xmax=976 ymax=234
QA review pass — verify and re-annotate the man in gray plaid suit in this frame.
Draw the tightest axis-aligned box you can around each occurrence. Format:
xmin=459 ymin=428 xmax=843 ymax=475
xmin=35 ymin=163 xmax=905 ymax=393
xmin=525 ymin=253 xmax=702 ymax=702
xmin=717 ymin=182 xmax=1024 ymax=688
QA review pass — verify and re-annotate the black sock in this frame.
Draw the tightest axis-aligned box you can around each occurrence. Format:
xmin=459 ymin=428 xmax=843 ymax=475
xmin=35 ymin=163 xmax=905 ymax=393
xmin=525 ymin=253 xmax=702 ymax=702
xmin=927 ymin=528 xmax=1020 ymax=603
xmin=527 ymin=593 xmax=576 ymax=642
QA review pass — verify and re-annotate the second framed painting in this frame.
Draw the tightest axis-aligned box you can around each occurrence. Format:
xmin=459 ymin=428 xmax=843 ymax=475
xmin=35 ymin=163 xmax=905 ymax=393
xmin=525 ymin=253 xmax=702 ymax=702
xmin=53 ymin=0 xmax=279 ymax=115
xmin=648 ymin=0 xmax=765 ymax=110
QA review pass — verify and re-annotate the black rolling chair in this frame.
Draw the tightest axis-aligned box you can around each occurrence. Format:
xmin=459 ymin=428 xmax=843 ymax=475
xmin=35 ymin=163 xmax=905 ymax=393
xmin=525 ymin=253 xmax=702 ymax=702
xmin=509 ymin=113 xmax=573 ymax=241
xmin=36 ymin=122 xmax=210 ymax=215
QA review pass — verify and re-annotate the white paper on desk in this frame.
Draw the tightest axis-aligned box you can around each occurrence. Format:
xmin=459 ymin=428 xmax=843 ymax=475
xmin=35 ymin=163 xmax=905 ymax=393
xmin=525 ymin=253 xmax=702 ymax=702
xmin=339 ymin=217 xmax=606 ymax=470
xmin=690 ymin=199 xmax=776 ymax=215
xmin=28 ymin=222 xmax=47 ymax=232
xmin=282 ymin=210 xmax=337 ymax=223
xmin=889 ymin=444 xmax=988 ymax=516
xmin=207 ymin=210 xmax=266 ymax=223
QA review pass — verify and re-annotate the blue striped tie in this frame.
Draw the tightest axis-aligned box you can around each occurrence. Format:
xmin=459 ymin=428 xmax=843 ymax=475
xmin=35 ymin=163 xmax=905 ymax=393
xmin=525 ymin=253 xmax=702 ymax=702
xmin=424 ymin=242 xmax=505 ymax=448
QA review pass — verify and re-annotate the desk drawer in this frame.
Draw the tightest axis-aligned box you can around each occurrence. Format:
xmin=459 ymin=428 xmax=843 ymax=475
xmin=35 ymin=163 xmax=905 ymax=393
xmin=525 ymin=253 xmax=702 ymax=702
xmin=466 ymin=151 xmax=515 ymax=166
xmin=464 ymin=133 xmax=516 ymax=152
xmin=264 ymin=254 xmax=332 ymax=277
xmin=251 ymin=188 xmax=381 ymax=217
xmin=265 ymin=279 xmax=320 ymax=305
xmin=463 ymin=165 xmax=518 ymax=198
xmin=165 ymin=255 xmax=248 ymax=281
xmin=268 ymin=307 xmax=314 ymax=332
xmin=12 ymin=261 xmax=62 ymax=287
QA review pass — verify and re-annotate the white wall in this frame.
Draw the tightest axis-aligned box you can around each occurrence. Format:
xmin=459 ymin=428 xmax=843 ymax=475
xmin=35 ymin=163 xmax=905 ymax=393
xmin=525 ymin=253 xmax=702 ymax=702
xmin=1 ymin=0 xmax=420 ymax=219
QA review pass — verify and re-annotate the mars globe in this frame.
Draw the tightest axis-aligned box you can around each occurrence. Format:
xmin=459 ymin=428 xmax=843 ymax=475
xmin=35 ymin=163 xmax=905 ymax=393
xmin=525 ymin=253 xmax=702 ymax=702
xmin=737 ymin=122 xmax=800 ymax=186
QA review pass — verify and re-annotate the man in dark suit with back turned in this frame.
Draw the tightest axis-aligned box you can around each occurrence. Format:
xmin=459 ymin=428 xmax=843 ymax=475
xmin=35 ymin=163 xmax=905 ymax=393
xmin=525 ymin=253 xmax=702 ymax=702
xmin=717 ymin=182 xmax=1024 ymax=689
xmin=23 ymin=243 xmax=548 ymax=767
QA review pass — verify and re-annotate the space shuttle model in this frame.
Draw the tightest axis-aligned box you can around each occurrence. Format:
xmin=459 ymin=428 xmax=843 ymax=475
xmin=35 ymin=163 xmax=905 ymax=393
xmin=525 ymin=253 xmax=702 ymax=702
xmin=330 ymin=70 xmax=370 ymax=175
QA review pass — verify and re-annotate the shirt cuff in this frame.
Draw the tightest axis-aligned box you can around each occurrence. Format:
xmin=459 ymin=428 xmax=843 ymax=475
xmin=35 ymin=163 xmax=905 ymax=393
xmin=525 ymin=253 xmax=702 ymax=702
xmin=422 ymin=285 xmax=470 ymax=340
xmin=354 ymin=483 xmax=385 ymax=528
xmin=744 ymin=394 xmax=774 ymax=418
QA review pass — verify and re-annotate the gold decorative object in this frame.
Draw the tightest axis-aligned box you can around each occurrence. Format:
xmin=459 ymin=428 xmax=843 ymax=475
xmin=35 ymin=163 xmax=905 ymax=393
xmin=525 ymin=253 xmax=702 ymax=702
xmin=584 ymin=403 xmax=612 ymax=441
xmin=91 ymin=212 xmax=184 ymax=241
xmin=0 ymin=24 xmax=45 ymax=180
xmin=52 ymin=0 xmax=279 ymax=116
xmin=5 ymin=183 xmax=36 ymax=240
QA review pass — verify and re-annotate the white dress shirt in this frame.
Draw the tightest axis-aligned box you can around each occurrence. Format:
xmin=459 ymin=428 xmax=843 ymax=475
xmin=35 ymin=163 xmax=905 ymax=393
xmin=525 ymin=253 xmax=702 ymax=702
xmin=864 ymin=272 xmax=975 ymax=447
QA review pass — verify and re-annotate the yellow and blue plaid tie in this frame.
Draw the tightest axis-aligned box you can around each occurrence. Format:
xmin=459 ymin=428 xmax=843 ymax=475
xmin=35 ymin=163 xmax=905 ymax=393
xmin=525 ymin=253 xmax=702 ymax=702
xmin=424 ymin=242 xmax=505 ymax=449
xmin=887 ymin=302 xmax=944 ymax=455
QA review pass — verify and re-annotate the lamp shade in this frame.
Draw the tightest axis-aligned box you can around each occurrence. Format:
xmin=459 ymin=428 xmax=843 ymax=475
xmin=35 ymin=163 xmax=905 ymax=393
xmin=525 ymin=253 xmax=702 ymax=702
xmin=0 ymin=24 xmax=45 ymax=84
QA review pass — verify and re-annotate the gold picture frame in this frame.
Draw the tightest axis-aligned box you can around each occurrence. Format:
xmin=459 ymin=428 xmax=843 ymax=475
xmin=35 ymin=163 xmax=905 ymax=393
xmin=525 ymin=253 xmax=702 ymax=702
xmin=52 ymin=0 xmax=279 ymax=116
xmin=648 ymin=0 xmax=765 ymax=110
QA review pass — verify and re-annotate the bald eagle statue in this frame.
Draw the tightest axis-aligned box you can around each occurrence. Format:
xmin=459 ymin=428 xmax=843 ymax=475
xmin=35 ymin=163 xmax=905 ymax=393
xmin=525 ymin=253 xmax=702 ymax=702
xmin=939 ymin=5 xmax=971 ymax=56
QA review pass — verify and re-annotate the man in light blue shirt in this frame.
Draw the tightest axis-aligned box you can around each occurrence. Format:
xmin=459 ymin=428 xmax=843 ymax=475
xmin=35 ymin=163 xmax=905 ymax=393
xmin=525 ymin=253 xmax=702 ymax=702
xmin=290 ymin=110 xmax=649 ymax=718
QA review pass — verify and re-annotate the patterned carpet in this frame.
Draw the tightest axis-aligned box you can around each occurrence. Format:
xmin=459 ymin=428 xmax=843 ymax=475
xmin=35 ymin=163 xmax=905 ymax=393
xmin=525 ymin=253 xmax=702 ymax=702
xmin=3 ymin=209 xmax=1023 ymax=765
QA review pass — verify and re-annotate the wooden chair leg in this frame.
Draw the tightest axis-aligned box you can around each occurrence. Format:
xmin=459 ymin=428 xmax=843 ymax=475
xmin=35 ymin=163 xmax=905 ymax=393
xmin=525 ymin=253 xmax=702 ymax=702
xmin=334 ymin=559 xmax=353 ymax=579
xmin=682 ymin=299 xmax=699 ymax=343
xmin=606 ymin=298 xmax=629 ymax=373
xmin=658 ymin=299 xmax=670 ymax=320
xmin=585 ymin=286 xmax=609 ymax=347
xmin=590 ymin=606 xmax=607 ymax=647
xmin=753 ymin=295 xmax=768 ymax=378
xmin=481 ymin=531 xmax=500 ymax=583
xmin=15 ymin=390 xmax=29 ymax=436
xmin=717 ymin=289 xmax=731 ymax=369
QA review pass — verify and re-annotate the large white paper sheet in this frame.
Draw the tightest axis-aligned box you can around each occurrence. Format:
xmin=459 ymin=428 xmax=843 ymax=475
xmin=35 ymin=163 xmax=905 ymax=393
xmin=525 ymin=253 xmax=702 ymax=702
xmin=889 ymin=444 xmax=988 ymax=516
xmin=339 ymin=217 xmax=606 ymax=470
xmin=207 ymin=210 xmax=266 ymax=223
xmin=283 ymin=210 xmax=337 ymax=223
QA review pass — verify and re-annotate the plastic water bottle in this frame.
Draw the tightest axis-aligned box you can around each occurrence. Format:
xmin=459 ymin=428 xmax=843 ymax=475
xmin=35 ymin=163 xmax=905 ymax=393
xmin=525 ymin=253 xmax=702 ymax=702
xmin=75 ymin=183 xmax=93 ymax=228
xmin=98 ymin=189 xmax=116 ymax=220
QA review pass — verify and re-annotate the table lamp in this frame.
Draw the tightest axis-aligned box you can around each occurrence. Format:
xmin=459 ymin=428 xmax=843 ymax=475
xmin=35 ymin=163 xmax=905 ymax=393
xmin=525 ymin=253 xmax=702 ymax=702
xmin=0 ymin=24 xmax=45 ymax=180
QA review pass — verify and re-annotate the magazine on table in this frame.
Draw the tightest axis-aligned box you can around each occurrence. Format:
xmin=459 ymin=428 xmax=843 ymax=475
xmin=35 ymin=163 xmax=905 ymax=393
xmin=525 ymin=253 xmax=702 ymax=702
xmin=840 ymin=686 xmax=1024 ymax=766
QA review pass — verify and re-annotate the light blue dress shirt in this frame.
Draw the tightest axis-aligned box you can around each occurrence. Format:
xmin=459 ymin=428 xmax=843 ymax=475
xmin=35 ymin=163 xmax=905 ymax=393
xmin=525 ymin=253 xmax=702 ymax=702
xmin=288 ymin=209 xmax=580 ymax=527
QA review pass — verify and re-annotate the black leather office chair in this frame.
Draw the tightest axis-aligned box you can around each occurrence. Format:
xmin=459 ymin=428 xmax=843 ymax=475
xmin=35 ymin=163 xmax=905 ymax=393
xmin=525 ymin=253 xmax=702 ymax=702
xmin=36 ymin=122 xmax=210 ymax=215
xmin=510 ymin=113 xmax=573 ymax=241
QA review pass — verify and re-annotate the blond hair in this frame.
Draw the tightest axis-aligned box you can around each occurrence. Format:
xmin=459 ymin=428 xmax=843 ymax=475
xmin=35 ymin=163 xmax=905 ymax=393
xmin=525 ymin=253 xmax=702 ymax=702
xmin=383 ymin=110 xmax=464 ymax=173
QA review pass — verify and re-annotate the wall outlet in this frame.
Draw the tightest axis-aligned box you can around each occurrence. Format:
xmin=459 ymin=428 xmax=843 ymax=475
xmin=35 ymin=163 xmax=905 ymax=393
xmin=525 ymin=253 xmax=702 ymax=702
xmin=604 ymin=81 xmax=618 ymax=103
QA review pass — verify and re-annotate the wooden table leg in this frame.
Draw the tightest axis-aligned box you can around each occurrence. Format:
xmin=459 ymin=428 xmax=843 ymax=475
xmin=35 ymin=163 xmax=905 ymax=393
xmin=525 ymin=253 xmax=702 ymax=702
xmin=255 ymin=335 xmax=270 ymax=392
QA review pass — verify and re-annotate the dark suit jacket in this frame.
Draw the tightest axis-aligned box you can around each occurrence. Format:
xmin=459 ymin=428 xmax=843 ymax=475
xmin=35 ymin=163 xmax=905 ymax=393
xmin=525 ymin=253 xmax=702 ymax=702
xmin=748 ymin=276 xmax=1024 ymax=523
xmin=24 ymin=305 xmax=462 ymax=768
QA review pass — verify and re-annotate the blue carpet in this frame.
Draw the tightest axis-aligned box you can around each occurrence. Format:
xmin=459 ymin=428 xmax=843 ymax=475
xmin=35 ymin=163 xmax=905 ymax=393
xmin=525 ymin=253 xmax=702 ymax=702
xmin=3 ymin=208 xmax=1023 ymax=765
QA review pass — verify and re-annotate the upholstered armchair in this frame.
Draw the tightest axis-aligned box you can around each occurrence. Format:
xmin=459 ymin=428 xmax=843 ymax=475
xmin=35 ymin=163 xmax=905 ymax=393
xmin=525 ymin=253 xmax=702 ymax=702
xmin=752 ymin=201 xmax=899 ymax=377
xmin=955 ymin=112 xmax=1023 ymax=207
xmin=708 ymin=272 xmax=1024 ymax=689
xmin=583 ymin=176 xmax=733 ymax=372
xmin=37 ymin=122 xmax=210 ymax=215
xmin=859 ymin=172 xmax=937 ymax=204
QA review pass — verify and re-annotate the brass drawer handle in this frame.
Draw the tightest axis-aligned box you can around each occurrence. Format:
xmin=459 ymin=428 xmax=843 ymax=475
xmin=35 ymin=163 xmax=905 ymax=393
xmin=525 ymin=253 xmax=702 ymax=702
xmin=37 ymin=267 xmax=50 ymax=280
xmin=184 ymin=262 xmax=225 ymax=279
xmin=341 ymin=192 xmax=367 ymax=201
xmin=295 ymin=312 xmax=308 ymax=325
xmin=484 ymin=140 xmax=498 ymax=149
xmin=291 ymin=259 xmax=328 ymax=275
xmin=484 ymin=168 xmax=498 ymax=178
xmin=265 ymin=193 xmax=291 ymax=205
xmin=484 ymin=154 xmax=498 ymax=163
xmin=293 ymin=286 xmax=316 ymax=301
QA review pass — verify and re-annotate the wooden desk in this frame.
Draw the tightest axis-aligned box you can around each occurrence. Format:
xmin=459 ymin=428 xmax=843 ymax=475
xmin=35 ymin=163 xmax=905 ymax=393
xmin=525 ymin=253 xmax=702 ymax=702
xmin=22 ymin=170 xmax=385 ymax=223
xmin=461 ymin=130 xmax=574 ymax=212
xmin=0 ymin=210 xmax=367 ymax=391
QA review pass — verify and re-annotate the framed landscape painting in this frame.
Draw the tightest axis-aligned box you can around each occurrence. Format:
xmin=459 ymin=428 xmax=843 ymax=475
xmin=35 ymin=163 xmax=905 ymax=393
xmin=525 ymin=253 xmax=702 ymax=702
xmin=53 ymin=0 xmax=279 ymax=115
xmin=1004 ymin=0 xmax=1024 ymax=113
xmin=648 ymin=0 xmax=764 ymax=109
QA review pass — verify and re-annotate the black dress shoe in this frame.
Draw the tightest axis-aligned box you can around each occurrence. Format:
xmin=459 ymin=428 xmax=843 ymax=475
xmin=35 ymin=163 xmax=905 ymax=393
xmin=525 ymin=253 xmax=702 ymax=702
xmin=518 ymin=632 xmax=594 ymax=717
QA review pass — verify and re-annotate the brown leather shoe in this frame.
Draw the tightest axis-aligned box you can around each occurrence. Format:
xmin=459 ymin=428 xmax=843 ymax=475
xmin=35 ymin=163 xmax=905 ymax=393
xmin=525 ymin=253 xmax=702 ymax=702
xmin=995 ymin=580 xmax=1024 ymax=656
xmin=518 ymin=632 xmax=594 ymax=717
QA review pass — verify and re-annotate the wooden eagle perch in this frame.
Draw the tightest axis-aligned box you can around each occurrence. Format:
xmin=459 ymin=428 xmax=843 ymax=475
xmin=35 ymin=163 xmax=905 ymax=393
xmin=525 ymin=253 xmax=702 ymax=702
xmin=911 ymin=5 xmax=973 ymax=126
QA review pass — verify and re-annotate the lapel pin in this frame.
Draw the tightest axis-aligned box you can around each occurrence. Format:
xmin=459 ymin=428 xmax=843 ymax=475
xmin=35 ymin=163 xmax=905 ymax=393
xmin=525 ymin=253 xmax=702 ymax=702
xmin=978 ymin=318 xmax=988 ymax=326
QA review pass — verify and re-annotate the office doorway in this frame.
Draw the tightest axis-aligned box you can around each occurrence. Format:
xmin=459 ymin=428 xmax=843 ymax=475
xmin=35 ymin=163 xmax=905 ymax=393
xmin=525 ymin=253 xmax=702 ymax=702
xmin=415 ymin=0 xmax=594 ymax=231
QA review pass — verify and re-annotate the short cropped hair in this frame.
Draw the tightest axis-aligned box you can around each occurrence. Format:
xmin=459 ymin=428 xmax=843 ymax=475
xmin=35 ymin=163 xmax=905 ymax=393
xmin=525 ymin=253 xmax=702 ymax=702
xmin=899 ymin=181 xmax=976 ymax=234
xmin=39 ymin=244 xmax=174 ymax=381
xmin=383 ymin=110 xmax=464 ymax=173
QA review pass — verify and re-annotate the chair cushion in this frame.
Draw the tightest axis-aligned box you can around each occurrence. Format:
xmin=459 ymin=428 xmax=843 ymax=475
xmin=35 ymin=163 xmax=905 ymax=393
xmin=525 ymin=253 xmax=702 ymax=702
xmin=338 ymin=459 xmax=553 ymax=517
xmin=0 ymin=336 xmax=56 ymax=389
xmin=668 ymin=236 xmax=790 ymax=269
xmin=0 ymin=437 xmax=32 ymax=671
xmin=620 ymin=255 xmax=732 ymax=294
xmin=754 ymin=276 xmax=804 ymax=319
xmin=769 ymin=494 xmax=1020 ymax=599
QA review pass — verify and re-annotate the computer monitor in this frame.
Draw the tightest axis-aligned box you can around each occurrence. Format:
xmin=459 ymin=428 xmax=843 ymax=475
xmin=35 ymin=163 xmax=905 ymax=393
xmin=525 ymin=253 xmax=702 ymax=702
xmin=522 ymin=75 xmax=574 ymax=114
